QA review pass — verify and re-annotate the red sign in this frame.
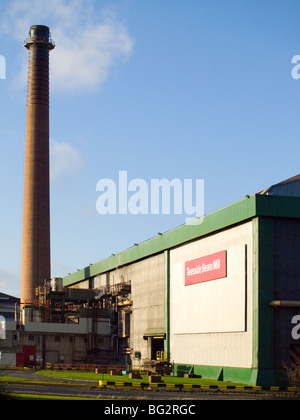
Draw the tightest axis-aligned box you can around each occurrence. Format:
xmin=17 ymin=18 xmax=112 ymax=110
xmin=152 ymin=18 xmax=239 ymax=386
xmin=185 ymin=251 xmax=227 ymax=286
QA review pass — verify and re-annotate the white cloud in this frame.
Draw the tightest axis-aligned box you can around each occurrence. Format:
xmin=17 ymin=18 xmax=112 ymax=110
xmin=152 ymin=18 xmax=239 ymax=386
xmin=50 ymin=141 xmax=85 ymax=184
xmin=52 ymin=16 xmax=134 ymax=91
xmin=1 ymin=0 xmax=134 ymax=92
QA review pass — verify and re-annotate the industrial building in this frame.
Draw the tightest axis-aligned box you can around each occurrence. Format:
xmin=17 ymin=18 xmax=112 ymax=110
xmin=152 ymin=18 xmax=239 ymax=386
xmin=1 ymin=175 xmax=300 ymax=385
xmin=1 ymin=25 xmax=300 ymax=387
xmin=61 ymin=175 xmax=300 ymax=386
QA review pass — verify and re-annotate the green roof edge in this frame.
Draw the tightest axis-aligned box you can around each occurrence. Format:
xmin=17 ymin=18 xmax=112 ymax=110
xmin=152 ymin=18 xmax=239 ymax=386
xmin=63 ymin=194 xmax=300 ymax=287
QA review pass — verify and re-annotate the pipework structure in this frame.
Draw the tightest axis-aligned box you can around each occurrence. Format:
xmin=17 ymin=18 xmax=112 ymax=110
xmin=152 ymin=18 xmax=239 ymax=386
xmin=21 ymin=26 xmax=55 ymax=303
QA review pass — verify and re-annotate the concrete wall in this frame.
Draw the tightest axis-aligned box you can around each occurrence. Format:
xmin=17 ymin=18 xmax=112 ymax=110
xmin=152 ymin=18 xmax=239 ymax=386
xmin=169 ymin=221 xmax=253 ymax=368
xmin=20 ymin=317 xmax=112 ymax=365
xmin=20 ymin=317 xmax=112 ymax=364
xmin=23 ymin=318 xmax=110 ymax=335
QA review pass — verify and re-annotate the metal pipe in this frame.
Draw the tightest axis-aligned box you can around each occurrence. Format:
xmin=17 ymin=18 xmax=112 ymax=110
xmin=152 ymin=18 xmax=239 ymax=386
xmin=269 ymin=300 xmax=300 ymax=308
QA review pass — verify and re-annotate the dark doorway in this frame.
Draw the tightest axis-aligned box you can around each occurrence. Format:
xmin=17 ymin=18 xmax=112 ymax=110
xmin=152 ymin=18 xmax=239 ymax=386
xmin=151 ymin=338 xmax=164 ymax=360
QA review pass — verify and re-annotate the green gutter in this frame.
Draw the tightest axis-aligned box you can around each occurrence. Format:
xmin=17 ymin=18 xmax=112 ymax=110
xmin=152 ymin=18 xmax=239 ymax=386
xmin=64 ymin=194 xmax=256 ymax=286
xmin=64 ymin=195 xmax=300 ymax=286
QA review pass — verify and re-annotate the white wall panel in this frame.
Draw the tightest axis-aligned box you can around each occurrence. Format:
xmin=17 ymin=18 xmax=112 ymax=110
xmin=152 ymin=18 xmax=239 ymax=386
xmin=172 ymin=244 xmax=245 ymax=334
xmin=170 ymin=221 xmax=253 ymax=368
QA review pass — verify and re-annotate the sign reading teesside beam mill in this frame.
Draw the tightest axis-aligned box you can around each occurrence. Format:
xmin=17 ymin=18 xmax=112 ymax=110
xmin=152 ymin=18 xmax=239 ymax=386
xmin=185 ymin=251 xmax=227 ymax=286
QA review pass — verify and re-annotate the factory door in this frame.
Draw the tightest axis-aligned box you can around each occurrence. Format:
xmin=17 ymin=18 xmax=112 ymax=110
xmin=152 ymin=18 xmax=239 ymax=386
xmin=151 ymin=337 xmax=164 ymax=360
xmin=22 ymin=345 xmax=36 ymax=367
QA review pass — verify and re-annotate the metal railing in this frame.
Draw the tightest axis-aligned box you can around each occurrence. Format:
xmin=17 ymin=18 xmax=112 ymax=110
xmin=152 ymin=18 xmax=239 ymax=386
xmin=156 ymin=351 xmax=168 ymax=361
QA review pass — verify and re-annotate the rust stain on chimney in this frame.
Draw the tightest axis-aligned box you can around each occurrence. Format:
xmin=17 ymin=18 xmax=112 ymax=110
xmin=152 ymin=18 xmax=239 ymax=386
xmin=21 ymin=26 xmax=55 ymax=303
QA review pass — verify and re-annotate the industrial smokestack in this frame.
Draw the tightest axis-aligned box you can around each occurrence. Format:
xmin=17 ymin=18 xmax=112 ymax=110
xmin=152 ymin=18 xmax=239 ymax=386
xmin=21 ymin=26 xmax=55 ymax=303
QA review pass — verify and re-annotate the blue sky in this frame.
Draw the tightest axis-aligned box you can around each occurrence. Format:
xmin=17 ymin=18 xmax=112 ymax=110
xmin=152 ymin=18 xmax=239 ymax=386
xmin=1 ymin=0 xmax=300 ymax=297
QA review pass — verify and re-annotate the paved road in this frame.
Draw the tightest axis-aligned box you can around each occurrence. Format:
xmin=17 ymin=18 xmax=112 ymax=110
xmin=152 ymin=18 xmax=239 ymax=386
xmin=1 ymin=369 xmax=298 ymax=401
xmin=2 ymin=382 xmax=266 ymax=400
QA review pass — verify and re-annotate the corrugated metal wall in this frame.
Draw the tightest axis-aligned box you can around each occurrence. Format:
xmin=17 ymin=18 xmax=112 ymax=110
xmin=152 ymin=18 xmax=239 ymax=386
xmin=273 ymin=218 xmax=300 ymax=370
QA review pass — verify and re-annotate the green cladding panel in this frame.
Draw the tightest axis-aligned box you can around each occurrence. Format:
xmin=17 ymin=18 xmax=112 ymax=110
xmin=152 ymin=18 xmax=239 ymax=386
xmin=252 ymin=217 xmax=276 ymax=385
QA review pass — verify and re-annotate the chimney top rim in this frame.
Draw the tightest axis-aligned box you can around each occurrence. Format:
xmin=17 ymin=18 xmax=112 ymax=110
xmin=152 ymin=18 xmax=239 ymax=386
xmin=30 ymin=25 xmax=50 ymax=31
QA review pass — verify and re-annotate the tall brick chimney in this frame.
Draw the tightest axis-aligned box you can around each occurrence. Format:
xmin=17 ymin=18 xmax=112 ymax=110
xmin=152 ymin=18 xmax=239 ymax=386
xmin=21 ymin=26 xmax=55 ymax=303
